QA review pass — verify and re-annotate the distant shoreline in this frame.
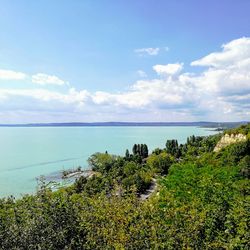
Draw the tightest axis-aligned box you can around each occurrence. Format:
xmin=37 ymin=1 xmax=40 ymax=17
xmin=0 ymin=121 xmax=248 ymax=128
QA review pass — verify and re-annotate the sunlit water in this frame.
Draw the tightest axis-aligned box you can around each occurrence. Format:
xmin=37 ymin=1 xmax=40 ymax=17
xmin=0 ymin=126 xmax=217 ymax=198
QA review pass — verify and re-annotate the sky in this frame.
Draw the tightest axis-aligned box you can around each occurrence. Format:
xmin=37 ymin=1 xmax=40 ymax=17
xmin=0 ymin=0 xmax=250 ymax=123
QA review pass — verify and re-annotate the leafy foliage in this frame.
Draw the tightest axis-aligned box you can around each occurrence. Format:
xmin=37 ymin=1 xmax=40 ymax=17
xmin=226 ymin=123 xmax=250 ymax=137
xmin=0 ymin=124 xmax=249 ymax=249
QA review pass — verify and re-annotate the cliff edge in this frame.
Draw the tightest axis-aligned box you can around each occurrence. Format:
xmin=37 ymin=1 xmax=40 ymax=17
xmin=214 ymin=133 xmax=247 ymax=152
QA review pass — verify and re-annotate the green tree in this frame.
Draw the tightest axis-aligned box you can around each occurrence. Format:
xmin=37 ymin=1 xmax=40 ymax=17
xmin=166 ymin=139 xmax=179 ymax=157
xmin=239 ymin=155 xmax=250 ymax=178
xmin=147 ymin=152 xmax=174 ymax=175
xmin=142 ymin=144 xmax=149 ymax=158
xmin=125 ymin=149 xmax=130 ymax=159
xmin=88 ymin=152 xmax=116 ymax=173
xmin=132 ymin=144 xmax=138 ymax=155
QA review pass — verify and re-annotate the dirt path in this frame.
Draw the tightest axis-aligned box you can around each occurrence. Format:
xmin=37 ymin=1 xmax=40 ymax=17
xmin=140 ymin=178 xmax=158 ymax=201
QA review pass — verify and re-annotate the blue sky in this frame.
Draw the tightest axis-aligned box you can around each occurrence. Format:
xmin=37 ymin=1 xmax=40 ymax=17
xmin=0 ymin=0 xmax=250 ymax=123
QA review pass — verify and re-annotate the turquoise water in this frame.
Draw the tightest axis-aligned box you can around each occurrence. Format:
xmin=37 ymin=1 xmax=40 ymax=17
xmin=0 ymin=126 xmax=217 ymax=198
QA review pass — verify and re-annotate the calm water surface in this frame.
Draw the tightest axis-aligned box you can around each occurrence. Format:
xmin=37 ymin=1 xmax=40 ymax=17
xmin=0 ymin=126 xmax=217 ymax=197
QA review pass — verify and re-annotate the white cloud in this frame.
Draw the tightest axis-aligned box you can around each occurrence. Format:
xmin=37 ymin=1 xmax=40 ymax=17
xmin=191 ymin=37 xmax=250 ymax=67
xmin=0 ymin=37 xmax=250 ymax=122
xmin=134 ymin=47 xmax=160 ymax=56
xmin=134 ymin=46 xmax=169 ymax=56
xmin=0 ymin=88 xmax=89 ymax=106
xmin=32 ymin=73 xmax=66 ymax=86
xmin=0 ymin=70 xmax=67 ymax=87
xmin=137 ymin=70 xmax=147 ymax=78
xmin=91 ymin=77 xmax=193 ymax=109
xmin=153 ymin=63 xmax=183 ymax=76
xmin=191 ymin=37 xmax=250 ymax=96
xmin=0 ymin=69 xmax=27 ymax=80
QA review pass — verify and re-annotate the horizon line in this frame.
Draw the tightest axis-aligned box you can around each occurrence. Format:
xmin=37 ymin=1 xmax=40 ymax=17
xmin=0 ymin=121 xmax=248 ymax=127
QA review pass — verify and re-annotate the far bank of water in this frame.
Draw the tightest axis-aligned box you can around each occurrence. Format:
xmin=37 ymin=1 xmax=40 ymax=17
xmin=0 ymin=126 xmax=218 ymax=197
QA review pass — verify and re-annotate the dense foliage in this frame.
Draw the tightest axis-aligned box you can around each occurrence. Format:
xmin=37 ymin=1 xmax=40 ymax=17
xmin=226 ymin=123 xmax=250 ymax=137
xmin=0 ymin=125 xmax=249 ymax=249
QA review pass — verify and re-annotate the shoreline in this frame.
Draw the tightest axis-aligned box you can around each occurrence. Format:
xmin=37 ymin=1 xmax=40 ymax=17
xmin=62 ymin=169 xmax=95 ymax=179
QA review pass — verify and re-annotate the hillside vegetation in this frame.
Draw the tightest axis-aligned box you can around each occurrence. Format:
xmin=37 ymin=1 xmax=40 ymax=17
xmin=0 ymin=124 xmax=249 ymax=249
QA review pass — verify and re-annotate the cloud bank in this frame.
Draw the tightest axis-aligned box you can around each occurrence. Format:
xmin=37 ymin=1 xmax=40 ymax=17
xmin=0 ymin=37 xmax=250 ymax=123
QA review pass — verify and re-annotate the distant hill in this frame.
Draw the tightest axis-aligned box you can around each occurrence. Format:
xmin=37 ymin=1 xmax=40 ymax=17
xmin=0 ymin=121 xmax=248 ymax=128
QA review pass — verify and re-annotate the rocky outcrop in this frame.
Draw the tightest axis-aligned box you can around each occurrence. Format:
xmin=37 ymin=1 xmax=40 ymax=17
xmin=214 ymin=133 xmax=247 ymax=152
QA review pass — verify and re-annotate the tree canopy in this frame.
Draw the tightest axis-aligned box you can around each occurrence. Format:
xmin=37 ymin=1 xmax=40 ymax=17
xmin=0 ymin=124 xmax=249 ymax=249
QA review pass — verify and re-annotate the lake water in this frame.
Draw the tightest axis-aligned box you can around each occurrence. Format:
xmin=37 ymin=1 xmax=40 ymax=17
xmin=0 ymin=126 xmax=217 ymax=198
